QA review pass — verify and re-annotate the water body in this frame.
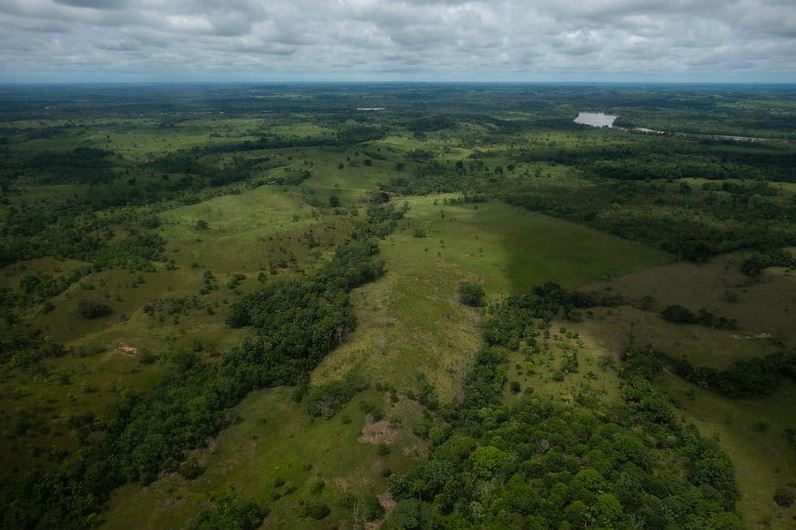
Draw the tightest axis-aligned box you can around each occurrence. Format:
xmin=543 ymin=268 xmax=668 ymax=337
xmin=574 ymin=112 xmax=618 ymax=128
xmin=573 ymin=111 xmax=781 ymax=143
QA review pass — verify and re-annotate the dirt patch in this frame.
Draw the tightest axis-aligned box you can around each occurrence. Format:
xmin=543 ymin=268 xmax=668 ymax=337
xmin=116 ymin=343 xmax=138 ymax=355
xmin=378 ymin=491 xmax=395 ymax=513
xmin=158 ymin=495 xmax=186 ymax=509
xmin=733 ymin=333 xmax=774 ymax=340
xmin=358 ymin=420 xmax=400 ymax=445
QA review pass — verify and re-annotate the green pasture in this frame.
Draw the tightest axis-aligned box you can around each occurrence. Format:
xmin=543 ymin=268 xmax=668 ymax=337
xmin=314 ymin=194 xmax=668 ymax=402
xmin=101 ymin=387 xmax=426 ymax=530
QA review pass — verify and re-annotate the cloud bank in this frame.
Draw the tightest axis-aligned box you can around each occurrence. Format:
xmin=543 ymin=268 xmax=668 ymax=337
xmin=1 ymin=0 xmax=794 ymax=82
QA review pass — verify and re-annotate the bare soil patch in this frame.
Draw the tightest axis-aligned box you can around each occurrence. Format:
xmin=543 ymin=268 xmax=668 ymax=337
xmin=358 ymin=420 xmax=400 ymax=445
xmin=116 ymin=343 xmax=138 ymax=355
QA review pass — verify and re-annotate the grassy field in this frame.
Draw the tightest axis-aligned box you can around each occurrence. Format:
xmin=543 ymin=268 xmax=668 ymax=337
xmin=157 ymin=185 xmax=347 ymax=272
xmin=313 ymin=194 xmax=669 ymax=402
xmin=501 ymin=323 xmax=623 ymax=409
xmin=587 ymin=252 xmax=796 ymax=351
xmin=573 ymin=305 xmax=779 ymax=370
xmin=101 ymin=387 xmax=426 ymax=530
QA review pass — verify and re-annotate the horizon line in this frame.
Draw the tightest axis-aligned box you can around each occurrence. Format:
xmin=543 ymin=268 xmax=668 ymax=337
xmin=2 ymin=80 xmax=796 ymax=87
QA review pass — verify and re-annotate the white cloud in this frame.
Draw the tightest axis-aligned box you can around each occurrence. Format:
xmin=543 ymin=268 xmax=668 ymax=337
xmin=0 ymin=0 xmax=794 ymax=81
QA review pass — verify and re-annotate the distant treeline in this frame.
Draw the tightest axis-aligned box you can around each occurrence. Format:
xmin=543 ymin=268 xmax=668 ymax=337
xmin=625 ymin=347 xmax=796 ymax=399
xmin=503 ymin=180 xmax=796 ymax=262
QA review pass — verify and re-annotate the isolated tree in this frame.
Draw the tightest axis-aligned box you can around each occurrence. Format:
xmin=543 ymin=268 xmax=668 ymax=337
xmin=78 ymin=299 xmax=112 ymax=319
xmin=458 ymin=282 xmax=486 ymax=307
xmin=661 ymin=304 xmax=695 ymax=324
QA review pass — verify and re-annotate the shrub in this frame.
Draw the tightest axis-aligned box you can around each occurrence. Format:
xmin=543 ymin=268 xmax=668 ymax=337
xmin=661 ymin=304 xmax=696 ymax=324
xmin=774 ymin=486 xmax=795 ymax=507
xmin=363 ymin=494 xmax=385 ymax=521
xmin=303 ymin=503 xmax=330 ymax=520
xmin=188 ymin=494 xmax=265 ymax=530
xmin=77 ymin=299 xmax=112 ymax=319
xmin=458 ymin=282 xmax=486 ymax=307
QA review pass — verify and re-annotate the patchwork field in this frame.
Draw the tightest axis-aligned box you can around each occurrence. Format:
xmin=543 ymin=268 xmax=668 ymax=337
xmin=2 ymin=85 xmax=795 ymax=530
xmin=571 ymin=251 xmax=796 ymax=529
xmin=314 ymin=195 xmax=669 ymax=401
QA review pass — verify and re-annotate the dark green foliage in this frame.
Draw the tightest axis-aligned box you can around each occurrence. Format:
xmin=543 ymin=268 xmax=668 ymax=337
xmin=337 ymin=125 xmax=385 ymax=145
xmin=227 ymin=273 xmax=246 ymax=290
xmin=302 ymin=372 xmax=369 ymax=418
xmin=389 ymin=283 xmax=740 ymax=529
xmin=483 ymin=283 xmax=612 ymax=351
xmin=483 ymin=297 xmax=542 ymax=350
xmin=363 ymin=494 xmax=385 ymax=521
xmin=504 ymin=178 xmax=796 ymax=262
xmin=406 ymin=115 xmax=456 ymax=132
xmin=774 ymin=486 xmax=795 ymax=507
xmin=77 ymin=299 xmax=112 ymax=319
xmin=623 ymin=344 xmax=796 ymax=398
xmin=1 ymin=205 xmax=402 ymax=530
xmin=741 ymin=248 xmax=796 ymax=277
xmin=661 ymin=304 xmax=738 ymax=330
xmin=188 ymin=493 xmax=266 ymax=530
xmin=661 ymin=304 xmax=696 ymax=324
xmin=458 ymin=282 xmax=485 ymax=307
xmin=462 ymin=347 xmax=507 ymax=410
xmin=25 ymin=147 xmax=115 ymax=185
xmin=415 ymin=374 xmax=439 ymax=411
xmin=92 ymin=232 xmax=165 ymax=271
xmin=14 ymin=267 xmax=91 ymax=307
xmin=224 ymin=233 xmax=388 ymax=370
xmin=620 ymin=347 xmax=665 ymax=381
xmin=669 ymin=351 xmax=796 ymax=398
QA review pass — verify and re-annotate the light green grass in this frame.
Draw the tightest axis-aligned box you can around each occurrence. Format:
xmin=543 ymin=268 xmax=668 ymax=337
xmin=158 ymin=185 xmax=351 ymax=272
xmin=314 ymin=194 xmax=669 ymax=402
xmin=400 ymin=195 xmax=669 ymax=295
xmin=502 ymin=323 xmax=622 ymax=408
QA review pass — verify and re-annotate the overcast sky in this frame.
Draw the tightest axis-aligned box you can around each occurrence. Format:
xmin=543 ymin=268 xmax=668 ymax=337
xmin=1 ymin=0 xmax=795 ymax=83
